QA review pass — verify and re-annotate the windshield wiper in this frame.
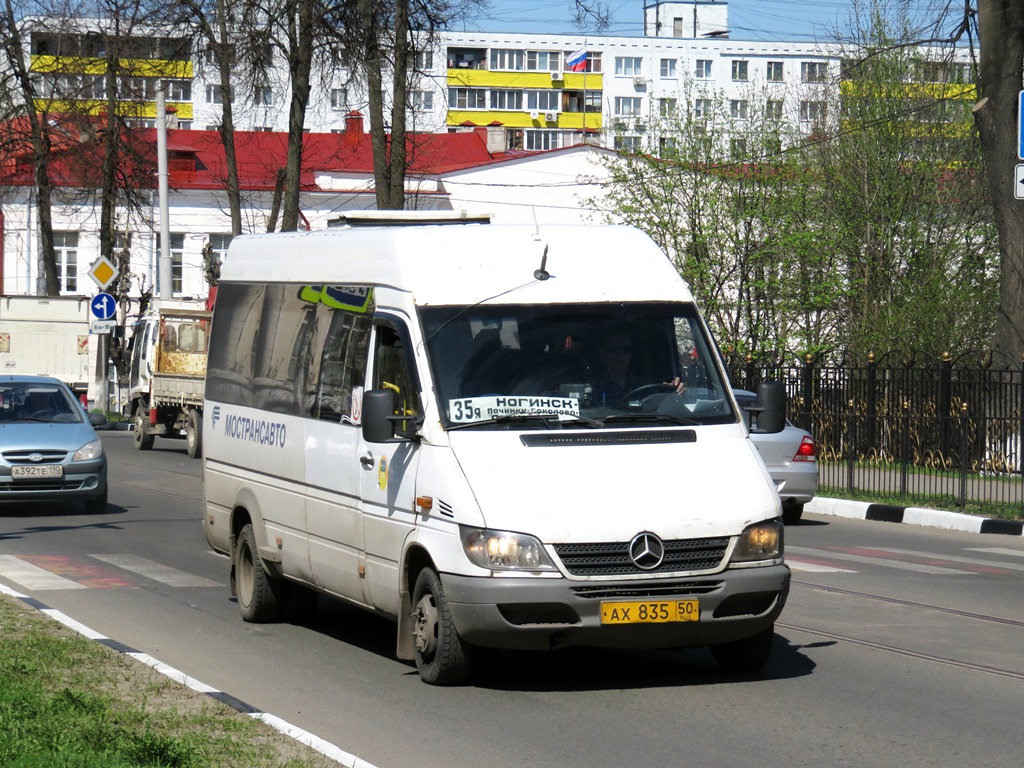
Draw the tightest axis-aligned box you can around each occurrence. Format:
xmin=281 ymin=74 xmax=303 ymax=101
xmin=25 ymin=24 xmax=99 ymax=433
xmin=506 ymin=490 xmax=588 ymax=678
xmin=448 ymin=413 xmax=602 ymax=431
xmin=603 ymin=413 xmax=699 ymax=427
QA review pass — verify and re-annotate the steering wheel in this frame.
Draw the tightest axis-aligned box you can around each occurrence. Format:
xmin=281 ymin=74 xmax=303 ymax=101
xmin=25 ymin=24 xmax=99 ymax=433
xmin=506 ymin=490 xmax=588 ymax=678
xmin=29 ymin=410 xmax=57 ymax=420
xmin=622 ymin=382 xmax=676 ymax=403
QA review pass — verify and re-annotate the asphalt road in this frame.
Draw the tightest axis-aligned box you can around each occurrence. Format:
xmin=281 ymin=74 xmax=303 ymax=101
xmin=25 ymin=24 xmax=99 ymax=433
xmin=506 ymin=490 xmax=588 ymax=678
xmin=2 ymin=430 xmax=1023 ymax=768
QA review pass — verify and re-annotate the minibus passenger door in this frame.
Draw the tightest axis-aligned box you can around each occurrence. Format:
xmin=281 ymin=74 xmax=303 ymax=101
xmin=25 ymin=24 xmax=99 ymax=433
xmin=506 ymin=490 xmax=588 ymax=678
xmin=358 ymin=320 xmax=422 ymax=615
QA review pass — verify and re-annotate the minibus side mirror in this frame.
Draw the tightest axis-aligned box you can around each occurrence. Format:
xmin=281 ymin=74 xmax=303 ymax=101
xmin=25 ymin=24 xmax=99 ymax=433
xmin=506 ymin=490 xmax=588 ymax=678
xmin=362 ymin=389 xmax=417 ymax=443
xmin=748 ymin=382 xmax=786 ymax=435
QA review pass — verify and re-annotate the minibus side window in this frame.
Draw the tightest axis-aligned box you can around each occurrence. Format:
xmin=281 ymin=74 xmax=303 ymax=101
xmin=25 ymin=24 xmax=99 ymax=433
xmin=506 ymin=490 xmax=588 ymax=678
xmin=372 ymin=324 xmax=418 ymax=437
xmin=314 ymin=308 xmax=370 ymax=423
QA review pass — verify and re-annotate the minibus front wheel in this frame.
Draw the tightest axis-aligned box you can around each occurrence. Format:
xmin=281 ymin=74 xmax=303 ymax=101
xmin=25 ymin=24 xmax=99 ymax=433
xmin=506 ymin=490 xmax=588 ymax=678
xmin=411 ymin=568 xmax=473 ymax=685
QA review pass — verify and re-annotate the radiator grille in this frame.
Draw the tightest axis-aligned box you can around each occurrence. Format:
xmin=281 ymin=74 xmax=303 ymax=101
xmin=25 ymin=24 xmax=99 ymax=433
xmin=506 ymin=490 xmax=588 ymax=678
xmin=553 ymin=537 xmax=729 ymax=576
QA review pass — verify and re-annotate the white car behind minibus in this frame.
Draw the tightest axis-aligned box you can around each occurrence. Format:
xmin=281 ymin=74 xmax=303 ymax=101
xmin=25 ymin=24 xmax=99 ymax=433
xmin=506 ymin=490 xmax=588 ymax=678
xmin=202 ymin=212 xmax=790 ymax=685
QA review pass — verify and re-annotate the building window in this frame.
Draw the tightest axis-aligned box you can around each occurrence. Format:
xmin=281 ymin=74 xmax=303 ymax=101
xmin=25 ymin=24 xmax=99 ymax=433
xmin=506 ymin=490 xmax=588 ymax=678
xmin=413 ymin=50 xmax=433 ymax=71
xmin=614 ymin=97 xmax=642 ymax=116
xmin=731 ymin=60 xmax=748 ymax=81
xmin=614 ymin=135 xmax=641 ymax=152
xmin=255 ymin=86 xmax=273 ymax=106
xmin=157 ymin=233 xmax=185 ymax=295
xmin=802 ymin=61 xmax=828 ymax=82
xmin=53 ymin=231 xmax=78 ymax=293
xmin=527 ymin=90 xmax=559 ymax=111
xmin=526 ymin=50 xmax=561 ymax=71
xmin=767 ymin=61 xmax=784 ymax=82
xmin=658 ymin=97 xmax=677 ymax=116
xmin=730 ymin=137 xmax=747 ymax=158
xmin=163 ymin=79 xmax=191 ymax=101
xmin=330 ymin=88 xmax=347 ymax=109
xmin=411 ymin=90 xmax=434 ymax=111
xmin=448 ymin=88 xmax=486 ymax=109
xmin=800 ymin=100 xmax=826 ymax=122
xmin=659 ymin=136 xmax=677 ymax=156
xmin=525 ymin=129 xmax=561 ymax=150
xmin=765 ymin=100 xmax=784 ymax=121
xmin=730 ymin=99 xmax=749 ymax=119
xmin=490 ymin=89 xmax=523 ymax=110
xmin=673 ymin=18 xmax=684 ymax=37
xmin=695 ymin=60 xmax=712 ymax=79
xmin=490 ymin=49 xmax=525 ymax=71
xmin=205 ymin=84 xmax=233 ymax=104
xmin=693 ymin=98 xmax=713 ymax=118
xmin=660 ymin=58 xmax=676 ymax=78
xmin=615 ymin=57 xmax=642 ymax=76
xmin=254 ymin=126 xmax=273 ymax=132
xmin=208 ymin=234 xmax=232 ymax=265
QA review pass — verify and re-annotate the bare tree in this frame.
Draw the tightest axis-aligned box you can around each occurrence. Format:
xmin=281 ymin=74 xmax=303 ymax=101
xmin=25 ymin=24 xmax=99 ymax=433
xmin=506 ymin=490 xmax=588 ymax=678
xmin=970 ymin=0 xmax=1024 ymax=363
xmin=1 ymin=4 xmax=60 ymax=294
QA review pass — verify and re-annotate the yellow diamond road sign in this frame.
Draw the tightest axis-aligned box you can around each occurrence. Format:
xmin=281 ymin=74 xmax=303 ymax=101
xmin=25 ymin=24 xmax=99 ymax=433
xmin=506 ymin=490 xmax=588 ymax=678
xmin=88 ymin=255 xmax=117 ymax=290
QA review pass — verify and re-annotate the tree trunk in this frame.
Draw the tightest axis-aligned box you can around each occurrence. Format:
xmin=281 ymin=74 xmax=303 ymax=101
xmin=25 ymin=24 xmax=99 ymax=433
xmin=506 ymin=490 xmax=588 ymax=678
xmin=215 ymin=0 xmax=242 ymax=235
xmin=384 ymin=0 xmax=410 ymax=210
xmin=974 ymin=0 xmax=1024 ymax=364
xmin=281 ymin=0 xmax=315 ymax=232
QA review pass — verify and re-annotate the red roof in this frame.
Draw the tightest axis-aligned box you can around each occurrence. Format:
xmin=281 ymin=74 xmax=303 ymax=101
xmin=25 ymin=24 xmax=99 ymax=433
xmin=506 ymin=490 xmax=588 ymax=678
xmin=0 ymin=115 xmax=496 ymax=192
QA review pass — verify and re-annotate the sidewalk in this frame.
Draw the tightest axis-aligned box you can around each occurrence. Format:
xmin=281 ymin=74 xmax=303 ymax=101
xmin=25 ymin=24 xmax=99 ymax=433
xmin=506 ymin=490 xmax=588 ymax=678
xmin=805 ymin=497 xmax=1024 ymax=536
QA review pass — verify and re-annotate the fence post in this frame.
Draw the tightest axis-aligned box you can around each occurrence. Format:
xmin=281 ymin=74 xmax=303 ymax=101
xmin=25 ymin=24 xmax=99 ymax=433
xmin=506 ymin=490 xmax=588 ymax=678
xmin=867 ymin=352 xmax=877 ymax=451
xmin=959 ymin=401 xmax=968 ymax=509
xmin=801 ymin=353 xmax=814 ymax=433
xmin=900 ymin=398 xmax=910 ymax=497
xmin=745 ymin=353 xmax=756 ymax=393
xmin=846 ymin=398 xmax=856 ymax=492
xmin=940 ymin=351 xmax=952 ymax=460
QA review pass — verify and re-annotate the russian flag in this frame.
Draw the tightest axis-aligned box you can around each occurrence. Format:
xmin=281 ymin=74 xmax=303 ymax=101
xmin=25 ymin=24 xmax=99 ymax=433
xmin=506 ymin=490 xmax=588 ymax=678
xmin=566 ymin=48 xmax=587 ymax=72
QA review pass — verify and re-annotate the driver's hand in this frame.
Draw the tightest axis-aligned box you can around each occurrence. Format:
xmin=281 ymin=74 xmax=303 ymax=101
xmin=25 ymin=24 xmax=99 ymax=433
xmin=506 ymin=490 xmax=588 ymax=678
xmin=666 ymin=376 xmax=686 ymax=395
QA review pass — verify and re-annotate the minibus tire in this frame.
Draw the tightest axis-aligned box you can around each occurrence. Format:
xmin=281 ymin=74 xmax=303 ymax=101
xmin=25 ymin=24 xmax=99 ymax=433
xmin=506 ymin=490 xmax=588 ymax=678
xmin=133 ymin=407 xmax=154 ymax=450
xmin=412 ymin=568 xmax=473 ymax=685
xmin=710 ymin=625 xmax=775 ymax=674
xmin=236 ymin=524 xmax=284 ymax=622
xmin=186 ymin=409 xmax=202 ymax=459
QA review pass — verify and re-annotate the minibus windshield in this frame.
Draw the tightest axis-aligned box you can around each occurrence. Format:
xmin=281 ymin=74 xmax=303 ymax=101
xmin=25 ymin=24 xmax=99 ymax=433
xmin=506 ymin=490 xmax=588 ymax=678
xmin=419 ymin=302 xmax=736 ymax=430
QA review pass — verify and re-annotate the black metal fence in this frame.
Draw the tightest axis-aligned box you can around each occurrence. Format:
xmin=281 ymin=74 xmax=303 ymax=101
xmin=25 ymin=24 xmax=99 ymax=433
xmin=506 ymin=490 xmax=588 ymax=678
xmin=728 ymin=351 xmax=1024 ymax=515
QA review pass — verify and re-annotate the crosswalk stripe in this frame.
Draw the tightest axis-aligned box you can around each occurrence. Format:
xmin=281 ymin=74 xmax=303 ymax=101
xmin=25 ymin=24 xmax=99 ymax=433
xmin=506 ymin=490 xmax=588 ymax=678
xmin=966 ymin=547 xmax=1024 ymax=559
xmin=873 ymin=547 xmax=1024 ymax=572
xmin=90 ymin=555 xmax=221 ymax=588
xmin=786 ymin=546 xmax=975 ymax=575
xmin=0 ymin=555 xmax=86 ymax=591
xmin=787 ymin=558 xmax=857 ymax=573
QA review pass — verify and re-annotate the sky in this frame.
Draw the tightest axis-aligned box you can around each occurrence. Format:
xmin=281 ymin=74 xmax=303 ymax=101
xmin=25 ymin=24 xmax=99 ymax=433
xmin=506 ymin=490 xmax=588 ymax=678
xmin=455 ymin=1 xmax=951 ymax=44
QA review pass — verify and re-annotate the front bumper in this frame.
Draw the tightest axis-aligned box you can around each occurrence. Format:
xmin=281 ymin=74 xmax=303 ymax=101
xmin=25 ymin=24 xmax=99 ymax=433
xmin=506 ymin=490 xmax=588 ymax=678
xmin=440 ymin=564 xmax=790 ymax=651
xmin=0 ymin=460 xmax=107 ymax=503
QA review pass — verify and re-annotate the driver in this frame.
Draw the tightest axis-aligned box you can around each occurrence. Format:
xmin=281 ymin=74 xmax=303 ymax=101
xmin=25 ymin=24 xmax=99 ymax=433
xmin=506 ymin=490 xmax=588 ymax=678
xmin=19 ymin=391 xmax=53 ymax=418
xmin=592 ymin=328 xmax=685 ymax=407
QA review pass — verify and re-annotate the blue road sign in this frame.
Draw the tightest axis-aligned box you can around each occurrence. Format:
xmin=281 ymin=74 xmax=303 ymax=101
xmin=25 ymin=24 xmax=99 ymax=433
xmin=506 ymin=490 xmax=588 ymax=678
xmin=90 ymin=292 xmax=116 ymax=321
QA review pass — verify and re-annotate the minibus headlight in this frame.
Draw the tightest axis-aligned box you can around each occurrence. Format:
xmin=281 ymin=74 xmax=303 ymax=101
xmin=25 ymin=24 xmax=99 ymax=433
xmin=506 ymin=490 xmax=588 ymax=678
xmin=73 ymin=439 xmax=104 ymax=463
xmin=732 ymin=520 xmax=783 ymax=563
xmin=460 ymin=527 xmax=556 ymax=571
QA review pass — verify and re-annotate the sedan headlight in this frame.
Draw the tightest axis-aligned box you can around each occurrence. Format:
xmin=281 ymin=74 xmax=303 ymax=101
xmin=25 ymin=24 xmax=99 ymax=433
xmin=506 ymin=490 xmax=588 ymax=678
xmin=731 ymin=520 xmax=783 ymax=563
xmin=73 ymin=439 xmax=104 ymax=463
xmin=460 ymin=527 xmax=556 ymax=571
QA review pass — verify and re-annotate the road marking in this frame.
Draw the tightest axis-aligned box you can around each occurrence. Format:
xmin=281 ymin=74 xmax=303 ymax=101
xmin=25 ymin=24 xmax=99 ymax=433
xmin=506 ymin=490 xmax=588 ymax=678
xmin=0 ymin=555 xmax=87 ymax=591
xmin=873 ymin=547 xmax=1024 ymax=572
xmin=90 ymin=555 xmax=220 ymax=588
xmin=786 ymin=558 xmax=857 ymax=573
xmin=966 ymin=547 xmax=1024 ymax=559
xmin=786 ymin=546 xmax=975 ymax=575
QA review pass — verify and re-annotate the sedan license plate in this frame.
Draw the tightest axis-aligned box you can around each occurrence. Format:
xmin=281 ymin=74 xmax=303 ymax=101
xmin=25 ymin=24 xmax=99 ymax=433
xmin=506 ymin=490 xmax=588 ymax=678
xmin=600 ymin=599 xmax=699 ymax=625
xmin=11 ymin=464 xmax=63 ymax=479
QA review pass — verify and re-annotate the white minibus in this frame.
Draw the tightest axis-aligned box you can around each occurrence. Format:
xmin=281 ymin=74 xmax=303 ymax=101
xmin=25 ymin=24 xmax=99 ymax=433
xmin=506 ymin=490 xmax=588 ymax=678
xmin=202 ymin=212 xmax=790 ymax=685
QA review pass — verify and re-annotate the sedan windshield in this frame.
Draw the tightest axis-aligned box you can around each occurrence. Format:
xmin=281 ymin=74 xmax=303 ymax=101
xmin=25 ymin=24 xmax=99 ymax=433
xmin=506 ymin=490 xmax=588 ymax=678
xmin=419 ymin=302 xmax=736 ymax=429
xmin=0 ymin=384 xmax=83 ymax=423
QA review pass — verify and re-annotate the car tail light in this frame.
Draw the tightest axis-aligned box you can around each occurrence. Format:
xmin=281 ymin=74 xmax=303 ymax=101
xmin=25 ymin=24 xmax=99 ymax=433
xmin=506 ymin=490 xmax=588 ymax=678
xmin=793 ymin=435 xmax=816 ymax=462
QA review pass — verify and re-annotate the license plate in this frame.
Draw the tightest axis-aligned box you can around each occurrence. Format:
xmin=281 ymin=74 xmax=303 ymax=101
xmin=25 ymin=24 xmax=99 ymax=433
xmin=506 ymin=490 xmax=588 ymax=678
xmin=11 ymin=464 xmax=63 ymax=479
xmin=600 ymin=599 xmax=699 ymax=625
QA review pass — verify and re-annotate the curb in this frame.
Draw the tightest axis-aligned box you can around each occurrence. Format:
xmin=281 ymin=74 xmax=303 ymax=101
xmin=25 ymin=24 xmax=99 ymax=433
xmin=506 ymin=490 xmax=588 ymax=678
xmin=0 ymin=583 xmax=377 ymax=768
xmin=805 ymin=497 xmax=1024 ymax=536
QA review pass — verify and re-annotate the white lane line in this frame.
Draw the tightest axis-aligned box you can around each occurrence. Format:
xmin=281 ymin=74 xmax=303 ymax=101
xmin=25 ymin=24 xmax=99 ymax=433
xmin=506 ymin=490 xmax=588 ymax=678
xmin=90 ymin=555 xmax=221 ymax=588
xmin=966 ymin=547 xmax=1024 ymax=559
xmin=873 ymin=547 xmax=1024 ymax=571
xmin=787 ymin=559 xmax=857 ymax=573
xmin=786 ymin=546 xmax=974 ymax=575
xmin=0 ymin=555 xmax=87 ymax=591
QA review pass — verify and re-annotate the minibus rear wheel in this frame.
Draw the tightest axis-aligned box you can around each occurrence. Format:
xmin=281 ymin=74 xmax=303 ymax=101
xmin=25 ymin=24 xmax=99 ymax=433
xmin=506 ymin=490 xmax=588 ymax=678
xmin=411 ymin=568 xmax=473 ymax=685
xmin=236 ymin=524 xmax=284 ymax=622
